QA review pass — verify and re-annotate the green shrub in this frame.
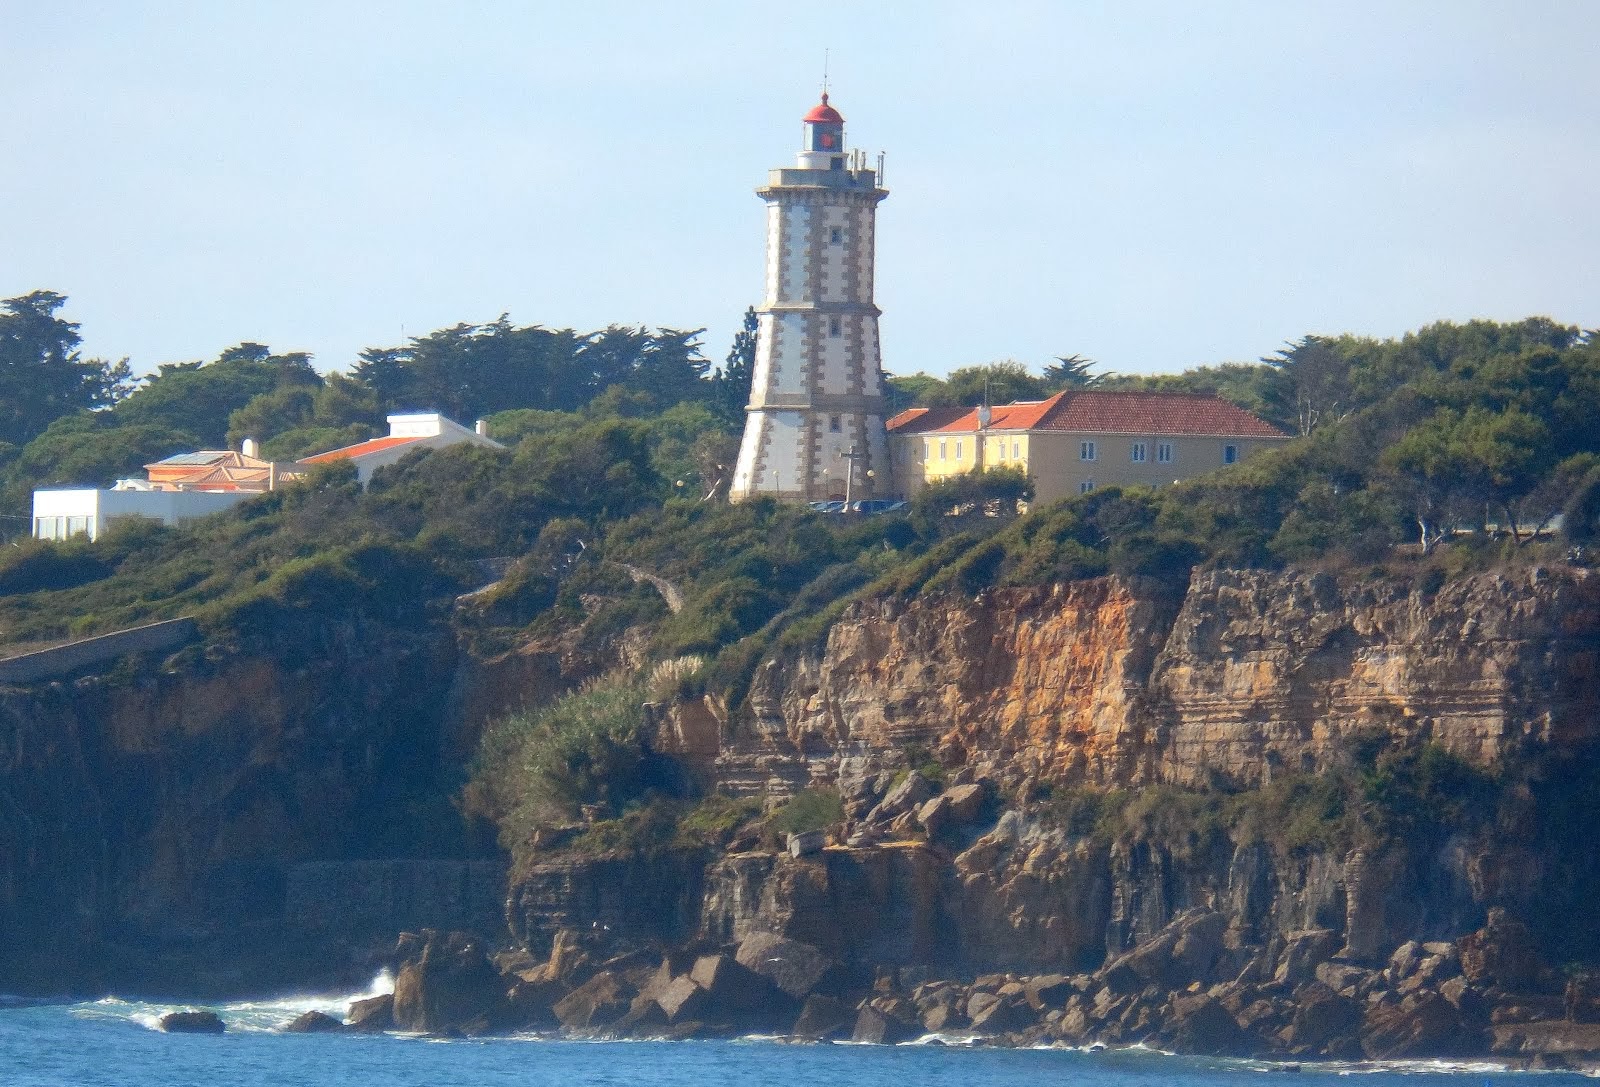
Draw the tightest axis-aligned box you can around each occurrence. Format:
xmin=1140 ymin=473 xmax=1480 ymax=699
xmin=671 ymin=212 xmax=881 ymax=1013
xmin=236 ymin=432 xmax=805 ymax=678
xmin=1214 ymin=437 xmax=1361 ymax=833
xmin=768 ymin=787 xmax=843 ymax=836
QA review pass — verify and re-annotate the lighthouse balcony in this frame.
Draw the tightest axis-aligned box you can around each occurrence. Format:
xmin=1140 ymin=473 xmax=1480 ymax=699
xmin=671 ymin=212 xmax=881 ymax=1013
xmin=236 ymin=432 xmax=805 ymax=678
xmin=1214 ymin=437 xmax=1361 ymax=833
xmin=761 ymin=166 xmax=882 ymax=191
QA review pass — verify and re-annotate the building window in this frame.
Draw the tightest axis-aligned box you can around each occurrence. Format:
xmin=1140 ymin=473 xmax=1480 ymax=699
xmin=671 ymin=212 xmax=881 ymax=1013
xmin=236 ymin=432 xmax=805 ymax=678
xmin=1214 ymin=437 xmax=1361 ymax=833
xmin=1013 ymin=440 xmax=1021 ymax=459
xmin=829 ymin=415 xmax=841 ymax=433
xmin=1131 ymin=441 xmax=1147 ymax=463
xmin=828 ymin=316 xmax=842 ymax=337
xmin=1223 ymin=444 xmax=1239 ymax=465
xmin=1080 ymin=480 xmax=1095 ymax=494
xmin=1080 ymin=440 xmax=1096 ymax=461
xmin=830 ymin=227 xmax=842 ymax=244
xmin=955 ymin=440 xmax=964 ymax=460
xmin=922 ymin=439 xmax=931 ymax=461
xmin=939 ymin=439 xmax=947 ymax=460
xmin=1157 ymin=442 xmax=1173 ymax=464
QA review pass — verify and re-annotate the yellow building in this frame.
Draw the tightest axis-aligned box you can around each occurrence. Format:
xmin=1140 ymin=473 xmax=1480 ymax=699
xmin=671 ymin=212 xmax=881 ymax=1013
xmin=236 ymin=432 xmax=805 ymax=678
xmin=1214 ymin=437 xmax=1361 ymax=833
xmin=887 ymin=390 xmax=1291 ymax=506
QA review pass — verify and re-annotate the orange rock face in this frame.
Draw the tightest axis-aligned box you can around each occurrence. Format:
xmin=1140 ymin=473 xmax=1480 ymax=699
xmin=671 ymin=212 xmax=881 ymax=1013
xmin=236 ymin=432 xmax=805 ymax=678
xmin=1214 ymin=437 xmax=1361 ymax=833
xmin=709 ymin=566 xmax=1600 ymax=796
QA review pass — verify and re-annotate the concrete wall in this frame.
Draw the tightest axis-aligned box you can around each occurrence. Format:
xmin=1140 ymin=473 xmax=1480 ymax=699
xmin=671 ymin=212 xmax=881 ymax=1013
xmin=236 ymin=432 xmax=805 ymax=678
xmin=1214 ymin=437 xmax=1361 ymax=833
xmin=0 ymin=617 xmax=199 ymax=685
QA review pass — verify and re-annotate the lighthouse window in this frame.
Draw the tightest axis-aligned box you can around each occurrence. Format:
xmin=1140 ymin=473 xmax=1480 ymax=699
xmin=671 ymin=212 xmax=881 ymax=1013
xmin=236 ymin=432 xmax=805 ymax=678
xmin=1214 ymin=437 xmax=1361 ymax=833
xmin=829 ymin=415 xmax=841 ymax=433
xmin=828 ymin=316 xmax=842 ymax=337
xmin=830 ymin=227 xmax=842 ymax=244
xmin=830 ymin=156 xmax=844 ymax=170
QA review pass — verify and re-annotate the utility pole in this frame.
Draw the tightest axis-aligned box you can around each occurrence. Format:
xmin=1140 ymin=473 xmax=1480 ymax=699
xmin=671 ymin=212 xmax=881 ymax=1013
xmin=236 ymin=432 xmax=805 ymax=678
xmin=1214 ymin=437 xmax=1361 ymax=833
xmin=840 ymin=445 xmax=866 ymax=509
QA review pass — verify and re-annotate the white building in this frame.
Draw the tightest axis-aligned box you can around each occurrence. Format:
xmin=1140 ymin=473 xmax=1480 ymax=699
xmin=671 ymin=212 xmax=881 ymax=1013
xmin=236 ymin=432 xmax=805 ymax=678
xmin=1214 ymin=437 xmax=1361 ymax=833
xmin=298 ymin=412 xmax=502 ymax=484
xmin=729 ymin=94 xmax=894 ymax=503
xmin=32 ymin=486 xmax=254 ymax=541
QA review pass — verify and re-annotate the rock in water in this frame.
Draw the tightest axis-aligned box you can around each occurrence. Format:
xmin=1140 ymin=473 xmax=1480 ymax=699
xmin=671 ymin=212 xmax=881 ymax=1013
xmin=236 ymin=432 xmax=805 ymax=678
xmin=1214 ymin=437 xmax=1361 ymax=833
xmin=282 ymin=1010 xmax=344 ymax=1033
xmin=852 ymin=1004 xmax=920 ymax=1045
xmin=792 ymin=994 xmax=852 ymax=1040
xmin=159 ymin=1010 xmax=225 ymax=1033
xmin=391 ymin=929 xmax=509 ymax=1034
xmin=347 ymin=994 xmax=395 ymax=1032
xmin=552 ymin=970 xmax=631 ymax=1030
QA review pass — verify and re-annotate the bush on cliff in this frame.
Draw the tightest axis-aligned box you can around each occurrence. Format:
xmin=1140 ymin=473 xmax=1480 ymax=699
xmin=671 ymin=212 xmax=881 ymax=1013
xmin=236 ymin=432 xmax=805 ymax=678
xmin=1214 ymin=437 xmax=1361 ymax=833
xmin=468 ymin=671 xmax=662 ymax=853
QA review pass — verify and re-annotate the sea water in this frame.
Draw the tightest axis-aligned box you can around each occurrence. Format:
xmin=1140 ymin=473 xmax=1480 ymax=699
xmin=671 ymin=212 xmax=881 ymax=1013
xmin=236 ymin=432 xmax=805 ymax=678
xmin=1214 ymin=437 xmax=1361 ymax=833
xmin=0 ymin=977 xmax=1591 ymax=1087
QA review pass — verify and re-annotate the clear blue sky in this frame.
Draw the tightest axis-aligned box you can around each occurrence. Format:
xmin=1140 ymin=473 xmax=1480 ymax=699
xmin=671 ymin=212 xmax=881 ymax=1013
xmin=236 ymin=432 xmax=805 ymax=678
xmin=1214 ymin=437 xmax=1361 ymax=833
xmin=4 ymin=1 xmax=1596 ymax=381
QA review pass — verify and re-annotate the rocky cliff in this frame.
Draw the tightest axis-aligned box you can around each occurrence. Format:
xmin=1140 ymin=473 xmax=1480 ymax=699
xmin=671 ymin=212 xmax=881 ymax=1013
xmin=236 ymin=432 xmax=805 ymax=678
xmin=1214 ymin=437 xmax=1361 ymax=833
xmin=0 ymin=619 xmax=469 ymax=991
xmin=705 ymin=566 xmax=1600 ymax=797
xmin=491 ymin=562 xmax=1600 ymax=1057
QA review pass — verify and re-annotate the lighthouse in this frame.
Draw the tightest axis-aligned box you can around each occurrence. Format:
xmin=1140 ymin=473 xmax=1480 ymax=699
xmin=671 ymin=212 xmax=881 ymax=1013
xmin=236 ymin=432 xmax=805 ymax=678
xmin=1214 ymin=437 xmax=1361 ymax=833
xmin=728 ymin=94 xmax=893 ymax=504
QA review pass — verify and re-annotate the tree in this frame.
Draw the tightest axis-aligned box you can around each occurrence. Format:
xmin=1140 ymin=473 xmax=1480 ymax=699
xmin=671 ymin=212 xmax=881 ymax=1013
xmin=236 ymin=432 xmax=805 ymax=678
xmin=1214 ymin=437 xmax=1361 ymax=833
xmin=1380 ymin=406 xmax=1553 ymax=549
xmin=112 ymin=345 xmax=316 ymax=448
xmin=936 ymin=361 xmax=1052 ymax=407
xmin=0 ymin=290 xmax=133 ymax=446
xmin=1266 ymin=335 xmax=1355 ymax=436
xmin=713 ymin=307 xmax=757 ymax=428
xmin=1042 ymin=353 xmax=1107 ymax=389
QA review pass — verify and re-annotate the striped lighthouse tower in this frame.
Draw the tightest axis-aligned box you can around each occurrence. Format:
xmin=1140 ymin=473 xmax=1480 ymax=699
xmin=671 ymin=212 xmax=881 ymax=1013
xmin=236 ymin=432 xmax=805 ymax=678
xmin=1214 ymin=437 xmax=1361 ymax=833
xmin=728 ymin=94 xmax=893 ymax=504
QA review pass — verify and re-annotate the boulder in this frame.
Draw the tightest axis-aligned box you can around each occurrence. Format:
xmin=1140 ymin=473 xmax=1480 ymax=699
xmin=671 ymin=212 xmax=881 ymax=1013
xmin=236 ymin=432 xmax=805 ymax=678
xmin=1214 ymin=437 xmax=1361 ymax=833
xmin=691 ymin=953 xmax=777 ymax=1017
xmin=1388 ymin=940 xmax=1422 ymax=982
xmin=655 ymin=975 xmax=709 ymax=1024
xmin=392 ymin=930 xmax=509 ymax=1034
xmin=1287 ymin=982 xmax=1362 ymax=1050
xmin=1166 ymin=995 xmax=1251 ymax=1057
xmin=347 ymin=994 xmax=394 ymax=1032
xmin=868 ymin=771 xmax=933 ymax=823
xmin=1274 ymin=930 xmax=1340 ymax=988
xmin=943 ymin=782 xmax=986 ymax=824
xmin=159 ymin=1010 xmax=225 ymax=1033
xmin=837 ymin=756 xmax=884 ymax=817
xmin=916 ymin=795 xmax=952 ymax=837
xmin=852 ymin=1004 xmax=921 ymax=1045
xmin=504 ymin=975 xmax=568 ymax=1029
xmin=792 ymin=994 xmax=853 ymax=1040
xmin=613 ymin=992 xmax=669 ymax=1035
xmin=1362 ymin=992 xmax=1464 ymax=1060
xmin=540 ymin=928 xmax=596 ymax=985
xmin=787 ymin=830 xmax=826 ymax=857
xmin=282 ymin=1010 xmax=344 ymax=1034
xmin=552 ymin=971 xmax=631 ymax=1031
xmin=1315 ymin=962 xmax=1370 ymax=994
xmin=735 ymin=932 xmax=841 ymax=1002
xmin=1023 ymin=974 xmax=1075 ymax=1010
xmin=968 ymin=992 xmax=1032 ymax=1034
xmin=1458 ymin=908 xmax=1545 ymax=991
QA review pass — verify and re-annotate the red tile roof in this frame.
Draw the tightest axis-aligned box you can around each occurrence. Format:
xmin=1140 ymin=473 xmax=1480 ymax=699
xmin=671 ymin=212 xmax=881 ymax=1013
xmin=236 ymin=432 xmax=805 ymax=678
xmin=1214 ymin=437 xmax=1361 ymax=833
xmin=888 ymin=391 xmax=1286 ymax=439
xmin=299 ymin=435 xmax=424 ymax=464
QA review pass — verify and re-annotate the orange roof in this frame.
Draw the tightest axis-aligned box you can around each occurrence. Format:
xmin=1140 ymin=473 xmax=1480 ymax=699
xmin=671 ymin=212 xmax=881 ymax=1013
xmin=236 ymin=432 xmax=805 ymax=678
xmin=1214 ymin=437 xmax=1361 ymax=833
xmin=299 ymin=435 xmax=424 ymax=464
xmin=887 ymin=391 xmax=1287 ymax=439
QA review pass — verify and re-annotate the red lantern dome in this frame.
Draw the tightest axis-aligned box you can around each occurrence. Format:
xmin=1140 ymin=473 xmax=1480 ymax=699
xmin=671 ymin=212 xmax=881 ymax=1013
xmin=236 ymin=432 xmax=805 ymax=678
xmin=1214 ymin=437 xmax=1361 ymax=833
xmin=803 ymin=93 xmax=844 ymax=125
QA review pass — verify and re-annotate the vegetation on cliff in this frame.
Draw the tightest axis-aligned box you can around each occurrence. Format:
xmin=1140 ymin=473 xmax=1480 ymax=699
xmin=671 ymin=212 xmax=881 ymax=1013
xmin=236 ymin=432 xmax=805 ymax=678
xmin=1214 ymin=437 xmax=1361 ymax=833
xmin=5 ymin=300 xmax=1599 ymax=899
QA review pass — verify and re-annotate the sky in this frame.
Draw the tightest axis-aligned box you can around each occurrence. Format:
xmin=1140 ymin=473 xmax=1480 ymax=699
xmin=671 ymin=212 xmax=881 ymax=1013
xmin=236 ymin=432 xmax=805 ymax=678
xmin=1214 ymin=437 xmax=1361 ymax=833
xmin=3 ymin=1 xmax=1597 ymax=382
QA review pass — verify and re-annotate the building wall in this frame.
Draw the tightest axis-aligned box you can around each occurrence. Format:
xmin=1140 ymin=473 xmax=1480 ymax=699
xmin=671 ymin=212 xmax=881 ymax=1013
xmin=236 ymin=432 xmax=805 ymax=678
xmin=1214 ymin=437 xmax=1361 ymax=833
xmin=32 ymin=488 xmax=252 ymax=541
xmin=889 ymin=430 xmax=1289 ymax=505
xmin=731 ymin=157 xmax=892 ymax=503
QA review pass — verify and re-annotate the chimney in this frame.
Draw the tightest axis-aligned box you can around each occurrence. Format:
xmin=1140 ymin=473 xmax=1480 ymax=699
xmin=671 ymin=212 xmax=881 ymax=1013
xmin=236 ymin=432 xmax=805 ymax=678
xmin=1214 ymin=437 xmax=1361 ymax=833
xmin=242 ymin=437 xmax=259 ymax=459
xmin=475 ymin=419 xmax=489 ymax=438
